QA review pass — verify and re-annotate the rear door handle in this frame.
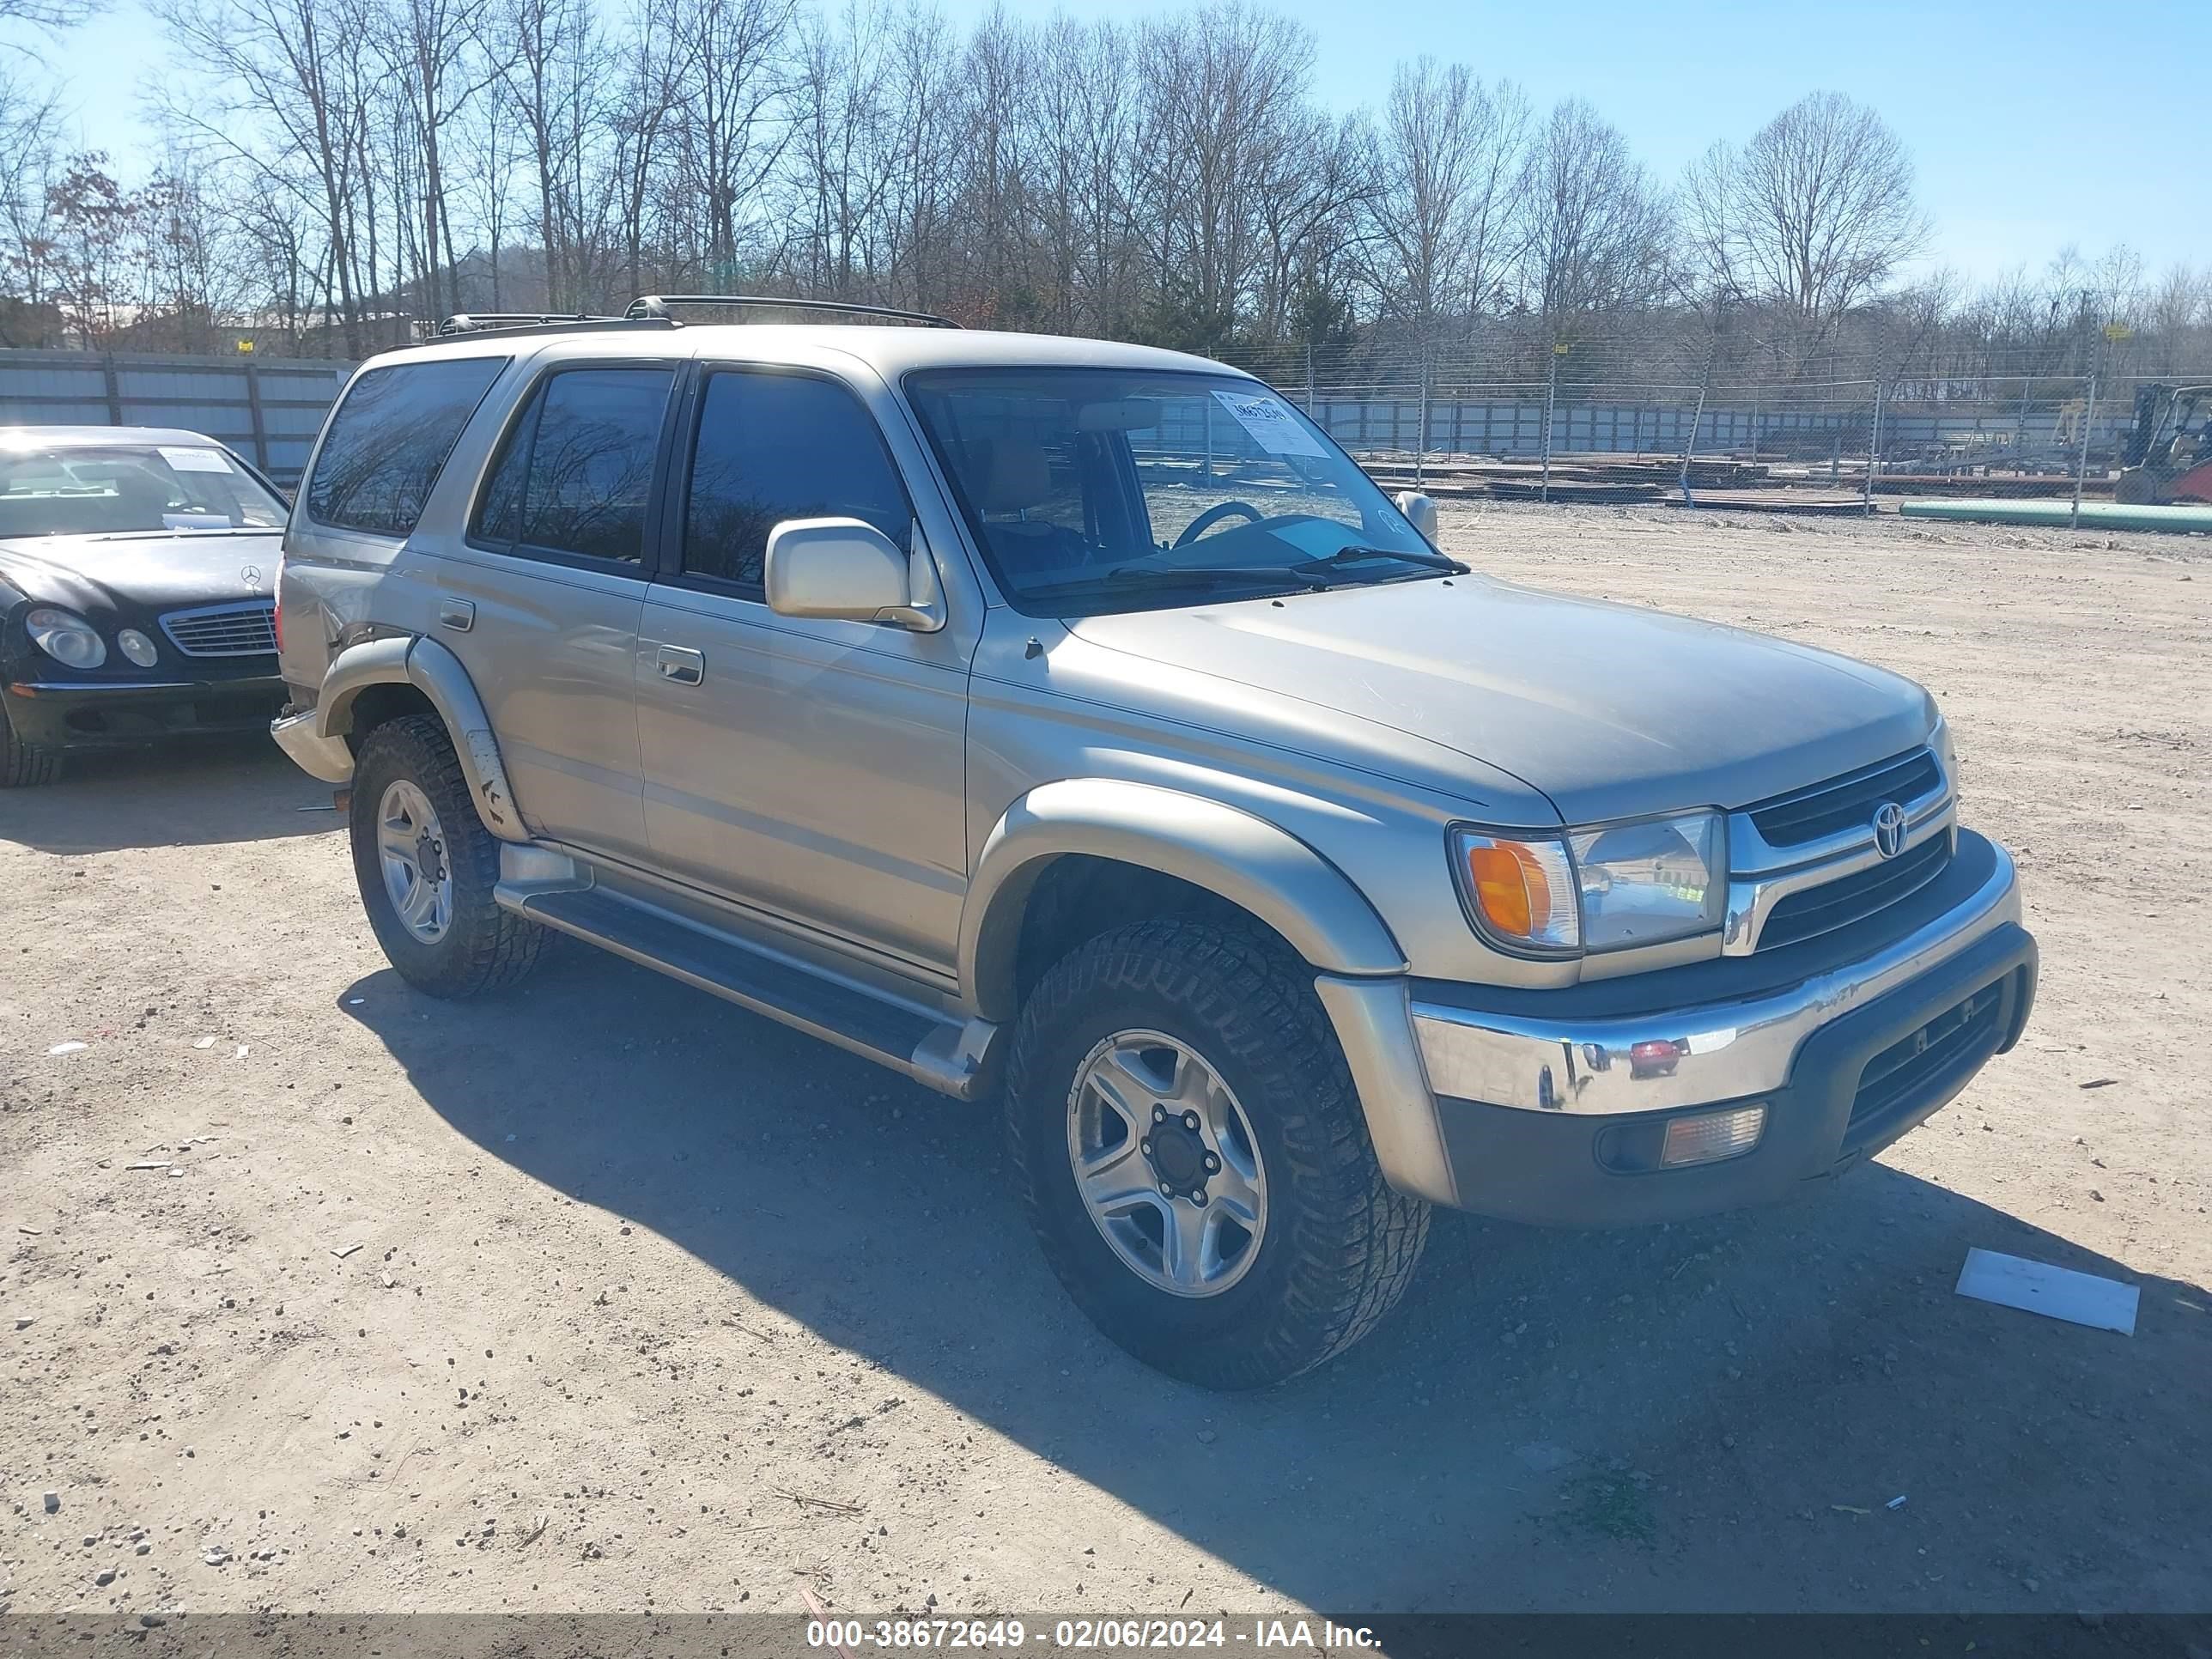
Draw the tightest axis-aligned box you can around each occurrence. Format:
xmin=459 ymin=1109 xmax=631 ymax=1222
xmin=438 ymin=599 xmax=475 ymax=632
xmin=653 ymin=644 xmax=705 ymax=686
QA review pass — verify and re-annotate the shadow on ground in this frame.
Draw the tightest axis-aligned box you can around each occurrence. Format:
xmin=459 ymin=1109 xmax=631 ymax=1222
xmin=1 ymin=734 xmax=334 ymax=854
xmin=342 ymin=943 xmax=2212 ymax=1615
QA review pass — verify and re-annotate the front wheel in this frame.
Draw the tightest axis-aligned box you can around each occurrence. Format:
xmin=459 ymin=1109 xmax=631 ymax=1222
xmin=1006 ymin=919 xmax=1430 ymax=1389
xmin=1 ymin=701 xmax=61 ymax=787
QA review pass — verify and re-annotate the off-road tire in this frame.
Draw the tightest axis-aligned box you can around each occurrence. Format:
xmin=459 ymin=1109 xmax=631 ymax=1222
xmin=1 ymin=702 xmax=61 ymax=787
xmin=1006 ymin=918 xmax=1431 ymax=1389
xmin=349 ymin=714 xmax=546 ymax=998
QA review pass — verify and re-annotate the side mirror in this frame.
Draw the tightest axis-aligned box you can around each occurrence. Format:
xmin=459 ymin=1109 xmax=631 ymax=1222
xmin=1395 ymin=490 xmax=1439 ymax=544
xmin=763 ymin=518 xmax=940 ymax=629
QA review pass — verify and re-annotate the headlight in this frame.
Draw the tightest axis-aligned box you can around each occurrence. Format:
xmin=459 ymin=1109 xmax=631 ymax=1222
xmin=1452 ymin=810 xmax=1726 ymax=957
xmin=25 ymin=606 xmax=106 ymax=669
xmin=1570 ymin=811 xmax=1726 ymax=951
xmin=118 ymin=628 xmax=161 ymax=668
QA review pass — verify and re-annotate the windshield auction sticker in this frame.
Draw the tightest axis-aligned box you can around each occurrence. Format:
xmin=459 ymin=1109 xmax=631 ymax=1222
xmin=1211 ymin=389 xmax=1328 ymax=458
xmin=158 ymin=446 xmax=234 ymax=472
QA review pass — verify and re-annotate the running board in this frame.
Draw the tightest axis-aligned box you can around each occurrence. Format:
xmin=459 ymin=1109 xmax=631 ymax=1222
xmin=495 ymin=878 xmax=995 ymax=1100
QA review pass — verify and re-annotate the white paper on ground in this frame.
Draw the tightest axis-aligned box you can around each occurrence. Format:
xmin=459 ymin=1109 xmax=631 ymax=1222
xmin=1955 ymin=1248 xmax=2138 ymax=1335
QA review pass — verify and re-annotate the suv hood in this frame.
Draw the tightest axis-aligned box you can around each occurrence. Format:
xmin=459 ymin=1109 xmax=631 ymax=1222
xmin=1068 ymin=575 xmax=1932 ymax=825
xmin=0 ymin=530 xmax=282 ymax=618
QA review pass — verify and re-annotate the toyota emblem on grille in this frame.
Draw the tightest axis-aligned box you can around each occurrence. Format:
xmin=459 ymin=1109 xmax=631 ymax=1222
xmin=240 ymin=564 xmax=264 ymax=592
xmin=1871 ymin=800 xmax=1908 ymax=859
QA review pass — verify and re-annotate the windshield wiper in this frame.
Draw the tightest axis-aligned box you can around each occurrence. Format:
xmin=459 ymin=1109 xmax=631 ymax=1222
xmin=1109 ymin=562 xmax=1338 ymax=589
xmin=1024 ymin=562 xmax=1337 ymax=601
xmin=1297 ymin=544 xmax=1468 ymax=576
xmin=1023 ymin=549 xmax=1461 ymax=606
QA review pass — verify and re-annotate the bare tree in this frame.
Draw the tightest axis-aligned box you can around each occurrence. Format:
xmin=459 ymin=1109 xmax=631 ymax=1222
xmin=1682 ymin=91 xmax=1925 ymax=370
xmin=1517 ymin=98 xmax=1668 ymax=338
xmin=152 ymin=0 xmax=380 ymax=352
xmin=0 ymin=68 xmax=62 ymax=335
xmin=1362 ymin=58 xmax=1526 ymax=330
xmin=0 ymin=0 xmax=100 ymax=38
xmin=1029 ymin=14 xmax=1138 ymax=334
xmin=667 ymin=0 xmax=795 ymax=287
xmin=372 ymin=0 xmax=506 ymax=323
xmin=2147 ymin=262 xmax=2209 ymax=344
xmin=1133 ymin=3 xmax=1316 ymax=349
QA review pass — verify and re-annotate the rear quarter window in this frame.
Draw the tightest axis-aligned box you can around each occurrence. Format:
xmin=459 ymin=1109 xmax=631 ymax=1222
xmin=304 ymin=356 xmax=506 ymax=538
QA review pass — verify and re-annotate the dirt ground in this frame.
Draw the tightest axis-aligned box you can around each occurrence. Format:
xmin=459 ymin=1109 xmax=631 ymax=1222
xmin=3 ymin=504 xmax=2208 ymax=1627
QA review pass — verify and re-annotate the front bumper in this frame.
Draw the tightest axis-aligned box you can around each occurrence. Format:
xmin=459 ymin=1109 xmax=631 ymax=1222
xmin=3 ymin=674 xmax=288 ymax=750
xmin=1322 ymin=830 xmax=2036 ymax=1224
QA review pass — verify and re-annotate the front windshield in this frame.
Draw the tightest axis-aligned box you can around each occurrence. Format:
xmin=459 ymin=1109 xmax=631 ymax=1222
xmin=0 ymin=442 xmax=288 ymax=538
xmin=905 ymin=368 xmax=1449 ymax=616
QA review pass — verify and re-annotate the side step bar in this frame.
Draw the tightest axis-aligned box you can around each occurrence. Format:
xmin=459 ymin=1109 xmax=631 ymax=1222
xmin=496 ymin=880 xmax=996 ymax=1100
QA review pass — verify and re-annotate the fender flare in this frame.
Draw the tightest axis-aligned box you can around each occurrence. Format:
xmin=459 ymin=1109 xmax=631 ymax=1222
xmin=316 ymin=635 xmax=527 ymax=842
xmin=959 ymin=778 xmax=1406 ymax=1023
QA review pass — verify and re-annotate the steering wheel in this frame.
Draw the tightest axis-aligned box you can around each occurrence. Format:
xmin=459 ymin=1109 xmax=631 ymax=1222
xmin=1173 ymin=500 xmax=1265 ymax=549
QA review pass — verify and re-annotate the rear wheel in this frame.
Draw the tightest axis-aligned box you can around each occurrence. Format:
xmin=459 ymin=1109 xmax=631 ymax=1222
xmin=1006 ymin=918 xmax=1430 ymax=1389
xmin=1 ymin=702 xmax=61 ymax=787
xmin=2112 ymin=467 xmax=2160 ymax=506
xmin=349 ymin=714 xmax=546 ymax=997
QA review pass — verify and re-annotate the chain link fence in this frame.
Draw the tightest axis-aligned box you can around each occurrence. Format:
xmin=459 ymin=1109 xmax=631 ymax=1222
xmin=1223 ymin=341 xmax=2209 ymax=516
xmin=3 ymin=342 xmax=2203 ymax=511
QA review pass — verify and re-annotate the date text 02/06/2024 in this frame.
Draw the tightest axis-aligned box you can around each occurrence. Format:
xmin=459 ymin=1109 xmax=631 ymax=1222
xmin=803 ymin=1619 xmax=1381 ymax=1650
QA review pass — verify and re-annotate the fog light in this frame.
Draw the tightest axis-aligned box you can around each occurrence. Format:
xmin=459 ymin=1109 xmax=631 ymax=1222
xmin=1660 ymin=1104 xmax=1766 ymax=1168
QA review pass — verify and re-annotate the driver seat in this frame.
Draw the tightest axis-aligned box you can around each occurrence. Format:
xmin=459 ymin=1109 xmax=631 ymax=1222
xmin=974 ymin=436 xmax=1081 ymax=577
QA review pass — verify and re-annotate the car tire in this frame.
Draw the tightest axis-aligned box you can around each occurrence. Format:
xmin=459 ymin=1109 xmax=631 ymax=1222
xmin=1 ymin=702 xmax=61 ymax=787
xmin=349 ymin=714 xmax=546 ymax=998
xmin=1006 ymin=918 xmax=1430 ymax=1389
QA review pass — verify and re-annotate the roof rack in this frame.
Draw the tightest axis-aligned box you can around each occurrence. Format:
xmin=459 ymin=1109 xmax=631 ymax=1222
xmin=439 ymin=311 xmax=614 ymax=336
xmin=624 ymin=295 xmax=960 ymax=329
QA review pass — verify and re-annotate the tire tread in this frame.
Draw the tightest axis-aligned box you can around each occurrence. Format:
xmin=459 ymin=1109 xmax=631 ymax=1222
xmin=1 ymin=705 xmax=61 ymax=787
xmin=1006 ymin=918 xmax=1429 ymax=1388
xmin=351 ymin=714 xmax=545 ymax=997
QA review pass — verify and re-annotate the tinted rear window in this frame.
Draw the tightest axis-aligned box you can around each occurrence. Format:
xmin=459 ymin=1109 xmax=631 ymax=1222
xmin=305 ymin=356 xmax=504 ymax=537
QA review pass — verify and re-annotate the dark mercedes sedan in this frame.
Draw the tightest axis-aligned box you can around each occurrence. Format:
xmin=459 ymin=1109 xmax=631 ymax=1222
xmin=0 ymin=427 xmax=290 ymax=786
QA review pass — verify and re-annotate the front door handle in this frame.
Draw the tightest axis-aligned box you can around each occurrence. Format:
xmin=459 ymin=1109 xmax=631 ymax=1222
xmin=653 ymin=644 xmax=705 ymax=686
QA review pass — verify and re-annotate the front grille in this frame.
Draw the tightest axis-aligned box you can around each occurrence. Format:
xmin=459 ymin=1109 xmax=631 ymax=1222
xmin=1748 ymin=748 xmax=1943 ymax=848
xmin=1844 ymin=979 xmax=2007 ymax=1151
xmin=161 ymin=601 xmax=276 ymax=658
xmin=1759 ymin=831 xmax=1953 ymax=951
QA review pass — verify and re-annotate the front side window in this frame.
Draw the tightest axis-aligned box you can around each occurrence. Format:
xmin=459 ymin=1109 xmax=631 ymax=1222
xmin=305 ymin=356 xmax=504 ymax=538
xmin=472 ymin=366 xmax=675 ymax=564
xmin=903 ymin=368 xmax=1449 ymax=617
xmin=682 ymin=370 xmax=913 ymax=594
xmin=0 ymin=442 xmax=285 ymax=538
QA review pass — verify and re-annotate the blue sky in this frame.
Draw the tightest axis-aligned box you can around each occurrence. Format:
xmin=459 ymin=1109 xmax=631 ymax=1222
xmin=38 ymin=0 xmax=2212 ymax=284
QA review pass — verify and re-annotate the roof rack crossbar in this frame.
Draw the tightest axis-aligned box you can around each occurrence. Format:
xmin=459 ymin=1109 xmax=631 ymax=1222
xmin=624 ymin=295 xmax=960 ymax=329
xmin=438 ymin=311 xmax=620 ymax=336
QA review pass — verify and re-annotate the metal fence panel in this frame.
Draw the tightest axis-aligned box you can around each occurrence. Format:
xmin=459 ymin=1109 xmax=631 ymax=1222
xmin=0 ymin=349 xmax=357 ymax=482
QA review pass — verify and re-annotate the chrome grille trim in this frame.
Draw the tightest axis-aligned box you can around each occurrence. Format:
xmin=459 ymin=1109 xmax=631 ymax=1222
xmin=160 ymin=600 xmax=277 ymax=659
xmin=1748 ymin=749 xmax=1944 ymax=848
xmin=1723 ymin=746 xmax=1954 ymax=955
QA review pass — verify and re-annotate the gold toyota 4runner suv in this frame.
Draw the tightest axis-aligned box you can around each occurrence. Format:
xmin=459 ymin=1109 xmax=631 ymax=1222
xmin=270 ymin=297 xmax=2037 ymax=1389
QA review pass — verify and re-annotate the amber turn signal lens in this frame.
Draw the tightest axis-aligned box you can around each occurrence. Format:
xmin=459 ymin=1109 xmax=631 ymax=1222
xmin=1466 ymin=842 xmax=1548 ymax=940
